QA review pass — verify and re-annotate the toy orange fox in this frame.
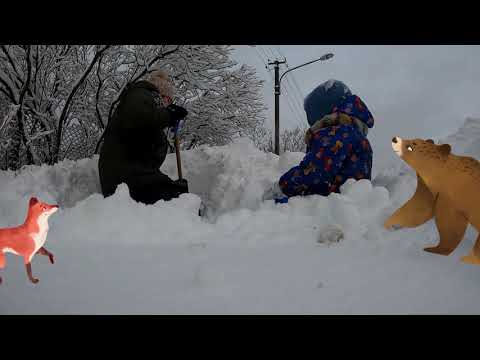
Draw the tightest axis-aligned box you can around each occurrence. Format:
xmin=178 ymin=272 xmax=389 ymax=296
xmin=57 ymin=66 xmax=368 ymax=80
xmin=0 ymin=197 xmax=58 ymax=285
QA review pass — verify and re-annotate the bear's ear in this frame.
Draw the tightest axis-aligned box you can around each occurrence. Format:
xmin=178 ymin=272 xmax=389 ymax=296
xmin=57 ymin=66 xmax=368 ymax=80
xmin=438 ymin=144 xmax=451 ymax=156
xmin=29 ymin=197 xmax=38 ymax=206
xmin=426 ymin=139 xmax=434 ymax=144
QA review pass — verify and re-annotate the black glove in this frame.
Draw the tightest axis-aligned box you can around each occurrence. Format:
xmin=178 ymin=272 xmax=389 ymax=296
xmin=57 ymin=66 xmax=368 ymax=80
xmin=172 ymin=178 xmax=189 ymax=194
xmin=165 ymin=104 xmax=188 ymax=127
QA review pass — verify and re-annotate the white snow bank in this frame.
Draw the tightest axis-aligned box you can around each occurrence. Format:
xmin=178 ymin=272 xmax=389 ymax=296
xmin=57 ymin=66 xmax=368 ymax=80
xmin=1 ymin=126 xmax=480 ymax=314
xmin=160 ymin=138 xmax=304 ymax=219
xmin=440 ymin=117 xmax=480 ymax=157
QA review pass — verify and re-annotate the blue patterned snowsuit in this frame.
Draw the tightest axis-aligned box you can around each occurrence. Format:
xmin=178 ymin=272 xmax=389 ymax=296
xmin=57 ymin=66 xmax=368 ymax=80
xmin=279 ymin=94 xmax=374 ymax=198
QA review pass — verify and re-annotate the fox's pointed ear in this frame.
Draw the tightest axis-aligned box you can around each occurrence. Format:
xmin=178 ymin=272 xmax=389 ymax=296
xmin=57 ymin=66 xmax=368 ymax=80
xmin=426 ymin=139 xmax=434 ymax=144
xmin=439 ymin=144 xmax=451 ymax=156
xmin=29 ymin=197 xmax=38 ymax=206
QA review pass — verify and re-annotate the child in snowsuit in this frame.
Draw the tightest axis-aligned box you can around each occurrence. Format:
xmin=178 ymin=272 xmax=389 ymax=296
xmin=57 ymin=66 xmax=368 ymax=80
xmin=275 ymin=79 xmax=374 ymax=200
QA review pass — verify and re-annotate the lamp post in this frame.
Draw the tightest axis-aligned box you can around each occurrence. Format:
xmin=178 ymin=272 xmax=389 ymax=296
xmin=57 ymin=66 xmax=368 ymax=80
xmin=268 ymin=58 xmax=286 ymax=155
xmin=269 ymin=52 xmax=334 ymax=155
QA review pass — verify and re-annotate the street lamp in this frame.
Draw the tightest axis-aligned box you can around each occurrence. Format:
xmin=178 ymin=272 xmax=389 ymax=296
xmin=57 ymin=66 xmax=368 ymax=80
xmin=269 ymin=52 xmax=334 ymax=155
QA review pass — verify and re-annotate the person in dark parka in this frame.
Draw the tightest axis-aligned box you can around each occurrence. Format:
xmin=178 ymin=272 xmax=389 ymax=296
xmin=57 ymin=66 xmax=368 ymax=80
xmin=98 ymin=69 xmax=189 ymax=205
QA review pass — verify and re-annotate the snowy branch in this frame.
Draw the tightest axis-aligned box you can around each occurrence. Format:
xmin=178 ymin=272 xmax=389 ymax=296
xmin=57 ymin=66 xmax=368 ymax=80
xmin=53 ymin=45 xmax=111 ymax=163
xmin=95 ymin=58 xmax=105 ymax=130
xmin=25 ymin=130 xmax=54 ymax=145
xmin=1 ymin=45 xmax=267 ymax=167
xmin=0 ymin=45 xmax=24 ymax=85
xmin=0 ymin=72 xmax=19 ymax=103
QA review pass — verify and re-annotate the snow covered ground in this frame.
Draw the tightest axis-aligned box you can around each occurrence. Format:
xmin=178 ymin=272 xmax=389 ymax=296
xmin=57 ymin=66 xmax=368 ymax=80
xmin=1 ymin=120 xmax=480 ymax=314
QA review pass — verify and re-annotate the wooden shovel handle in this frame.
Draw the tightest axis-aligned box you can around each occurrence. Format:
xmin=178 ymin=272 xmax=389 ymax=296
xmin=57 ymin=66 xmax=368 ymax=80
xmin=175 ymin=136 xmax=183 ymax=180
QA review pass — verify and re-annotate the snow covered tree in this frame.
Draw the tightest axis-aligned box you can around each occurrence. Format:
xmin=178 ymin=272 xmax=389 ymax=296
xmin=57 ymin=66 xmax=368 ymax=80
xmin=0 ymin=103 xmax=20 ymax=170
xmin=168 ymin=49 xmax=267 ymax=149
xmin=250 ymin=121 xmax=274 ymax=152
xmin=0 ymin=94 xmax=10 ymax=168
xmin=0 ymin=92 xmax=7 ymax=118
xmin=0 ymin=45 xmax=111 ymax=169
xmin=280 ymin=126 xmax=307 ymax=153
xmin=249 ymin=124 xmax=308 ymax=153
xmin=0 ymin=45 xmax=267 ymax=170
xmin=96 ymin=45 xmax=267 ymax=151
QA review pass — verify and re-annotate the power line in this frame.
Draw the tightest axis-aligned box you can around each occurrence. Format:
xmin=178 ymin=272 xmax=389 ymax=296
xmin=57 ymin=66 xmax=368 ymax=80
xmin=285 ymin=72 xmax=306 ymax=118
xmin=273 ymin=47 xmax=306 ymax=102
xmin=275 ymin=46 xmax=306 ymax=101
xmin=255 ymin=47 xmax=295 ymax=125
xmin=265 ymin=50 xmax=336 ymax=154
xmin=252 ymin=46 xmax=269 ymax=69
xmin=258 ymin=46 xmax=272 ymax=68
xmin=272 ymin=46 xmax=307 ymax=126
xmin=283 ymin=76 xmax=306 ymax=125
xmin=275 ymin=78 xmax=305 ymax=128
xmin=262 ymin=46 xmax=303 ymax=126
xmin=284 ymin=82 xmax=307 ymax=128
xmin=267 ymin=46 xmax=306 ymax=128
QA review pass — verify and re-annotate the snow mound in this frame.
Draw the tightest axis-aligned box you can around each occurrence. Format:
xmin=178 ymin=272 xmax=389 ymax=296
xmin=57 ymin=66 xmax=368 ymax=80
xmin=160 ymin=138 xmax=304 ymax=219
xmin=2 ymin=123 xmax=480 ymax=314
xmin=0 ymin=157 xmax=101 ymax=210
xmin=0 ymin=138 xmax=391 ymax=243
xmin=440 ymin=117 xmax=480 ymax=157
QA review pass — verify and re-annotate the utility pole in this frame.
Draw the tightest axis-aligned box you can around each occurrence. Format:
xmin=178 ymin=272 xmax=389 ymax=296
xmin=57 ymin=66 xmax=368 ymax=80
xmin=268 ymin=59 xmax=286 ymax=155
xmin=268 ymin=52 xmax=334 ymax=155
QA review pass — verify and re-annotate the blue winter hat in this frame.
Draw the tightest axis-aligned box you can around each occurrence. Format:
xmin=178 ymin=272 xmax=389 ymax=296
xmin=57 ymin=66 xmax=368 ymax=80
xmin=304 ymin=79 xmax=352 ymax=126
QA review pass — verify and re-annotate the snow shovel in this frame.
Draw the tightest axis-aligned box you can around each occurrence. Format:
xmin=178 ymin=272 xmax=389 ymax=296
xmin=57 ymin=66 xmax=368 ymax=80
xmin=174 ymin=123 xmax=183 ymax=181
xmin=173 ymin=120 xmax=206 ymax=216
xmin=173 ymin=119 xmax=186 ymax=184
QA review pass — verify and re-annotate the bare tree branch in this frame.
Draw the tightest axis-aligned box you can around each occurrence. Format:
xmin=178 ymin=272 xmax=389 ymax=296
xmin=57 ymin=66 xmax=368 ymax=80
xmin=95 ymin=57 xmax=105 ymax=130
xmin=17 ymin=45 xmax=37 ymax=164
xmin=131 ymin=45 xmax=181 ymax=83
xmin=0 ymin=45 xmax=23 ymax=84
xmin=0 ymin=80 xmax=15 ymax=103
xmin=95 ymin=45 xmax=182 ymax=155
xmin=53 ymin=45 xmax=111 ymax=163
xmin=0 ymin=72 xmax=18 ymax=103
xmin=1 ymin=45 xmax=266 ymax=166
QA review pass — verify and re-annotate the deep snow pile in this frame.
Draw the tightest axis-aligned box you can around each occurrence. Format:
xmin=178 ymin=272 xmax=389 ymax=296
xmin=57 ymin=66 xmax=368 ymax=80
xmin=441 ymin=117 xmax=480 ymax=157
xmin=1 ymin=122 xmax=480 ymax=314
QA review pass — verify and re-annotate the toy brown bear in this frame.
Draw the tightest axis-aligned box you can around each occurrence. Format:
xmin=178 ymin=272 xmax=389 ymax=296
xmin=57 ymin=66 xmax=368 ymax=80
xmin=384 ymin=136 xmax=480 ymax=265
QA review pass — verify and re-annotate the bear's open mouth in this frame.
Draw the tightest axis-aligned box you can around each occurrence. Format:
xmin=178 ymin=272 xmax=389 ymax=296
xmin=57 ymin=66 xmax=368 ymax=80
xmin=392 ymin=137 xmax=403 ymax=156
xmin=392 ymin=136 xmax=403 ymax=156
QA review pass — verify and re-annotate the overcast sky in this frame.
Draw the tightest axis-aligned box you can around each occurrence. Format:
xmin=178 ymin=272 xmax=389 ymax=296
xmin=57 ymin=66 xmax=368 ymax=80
xmin=232 ymin=45 xmax=480 ymax=172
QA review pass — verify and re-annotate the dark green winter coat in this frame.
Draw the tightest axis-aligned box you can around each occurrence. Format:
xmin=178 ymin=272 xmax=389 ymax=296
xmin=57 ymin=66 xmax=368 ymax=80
xmin=98 ymin=80 xmax=184 ymax=203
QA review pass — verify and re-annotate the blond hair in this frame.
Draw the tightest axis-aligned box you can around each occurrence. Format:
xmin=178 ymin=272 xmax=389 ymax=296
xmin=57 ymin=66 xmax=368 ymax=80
xmin=146 ymin=69 xmax=176 ymax=99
